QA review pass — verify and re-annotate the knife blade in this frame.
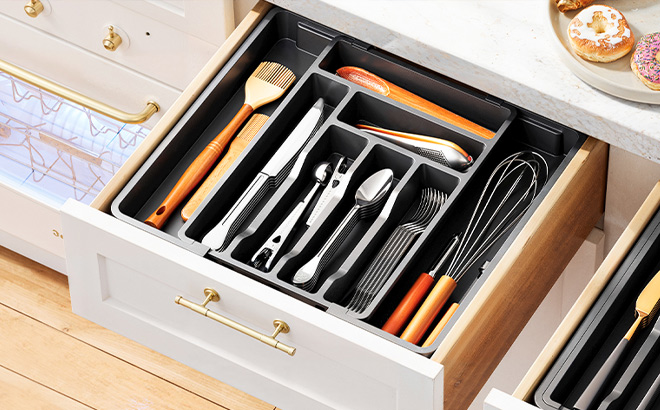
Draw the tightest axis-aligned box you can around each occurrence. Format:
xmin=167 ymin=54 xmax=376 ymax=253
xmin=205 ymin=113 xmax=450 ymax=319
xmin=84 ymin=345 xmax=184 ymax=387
xmin=201 ymin=98 xmax=325 ymax=251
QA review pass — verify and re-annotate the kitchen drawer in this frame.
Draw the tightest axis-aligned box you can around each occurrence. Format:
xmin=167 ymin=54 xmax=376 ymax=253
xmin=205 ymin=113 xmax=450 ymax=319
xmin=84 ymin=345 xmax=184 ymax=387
xmin=484 ymin=181 xmax=660 ymax=409
xmin=0 ymin=0 xmax=230 ymax=90
xmin=61 ymin=2 xmax=608 ymax=409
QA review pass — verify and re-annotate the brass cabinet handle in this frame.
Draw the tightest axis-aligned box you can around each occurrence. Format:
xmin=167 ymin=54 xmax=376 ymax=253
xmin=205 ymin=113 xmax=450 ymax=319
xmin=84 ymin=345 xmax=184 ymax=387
xmin=175 ymin=288 xmax=296 ymax=356
xmin=0 ymin=58 xmax=159 ymax=124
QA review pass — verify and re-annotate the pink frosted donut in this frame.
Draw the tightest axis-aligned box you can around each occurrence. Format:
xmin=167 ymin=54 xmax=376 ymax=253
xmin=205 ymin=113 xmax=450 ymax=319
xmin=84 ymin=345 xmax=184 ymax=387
xmin=631 ymin=32 xmax=660 ymax=91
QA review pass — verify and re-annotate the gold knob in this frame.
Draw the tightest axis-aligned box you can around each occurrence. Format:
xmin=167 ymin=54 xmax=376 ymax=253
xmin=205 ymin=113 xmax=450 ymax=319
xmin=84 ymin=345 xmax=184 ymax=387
xmin=103 ymin=26 xmax=123 ymax=52
xmin=24 ymin=0 xmax=44 ymax=18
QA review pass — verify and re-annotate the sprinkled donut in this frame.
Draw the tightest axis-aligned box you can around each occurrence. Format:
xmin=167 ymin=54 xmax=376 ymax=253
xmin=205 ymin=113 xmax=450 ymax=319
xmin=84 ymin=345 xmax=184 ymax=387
xmin=631 ymin=32 xmax=660 ymax=91
xmin=567 ymin=5 xmax=634 ymax=63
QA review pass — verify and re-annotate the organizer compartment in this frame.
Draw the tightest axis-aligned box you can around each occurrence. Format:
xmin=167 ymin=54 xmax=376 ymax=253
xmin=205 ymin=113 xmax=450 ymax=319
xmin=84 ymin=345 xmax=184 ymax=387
xmin=535 ymin=206 xmax=660 ymax=410
xmin=318 ymin=40 xmax=514 ymax=140
xmin=336 ymin=92 xmax=488 ymax=172
xmin=111 ymin=10 xmax=341 ymax=244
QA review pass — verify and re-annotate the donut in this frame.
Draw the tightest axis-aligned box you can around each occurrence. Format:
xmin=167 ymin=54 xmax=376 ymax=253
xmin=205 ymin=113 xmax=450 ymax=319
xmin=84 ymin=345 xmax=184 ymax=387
xmin=567 ymin=5 xmax=634 ymax=63
xmin=556 ymin=0 xmax=595 ymax=13
xmin=631 ymin=33 xmax=660 ymax=91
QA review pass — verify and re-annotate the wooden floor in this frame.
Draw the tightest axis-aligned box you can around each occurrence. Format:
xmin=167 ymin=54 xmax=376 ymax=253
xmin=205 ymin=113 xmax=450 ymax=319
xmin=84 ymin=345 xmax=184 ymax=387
xmin=0 ymin=246 xmax=278 ymax=410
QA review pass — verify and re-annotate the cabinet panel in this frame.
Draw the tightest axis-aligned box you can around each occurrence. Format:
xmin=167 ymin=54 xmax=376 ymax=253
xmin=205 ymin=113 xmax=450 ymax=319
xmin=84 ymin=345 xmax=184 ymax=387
xmin=62 ymin=200 xmax=442 ymax=410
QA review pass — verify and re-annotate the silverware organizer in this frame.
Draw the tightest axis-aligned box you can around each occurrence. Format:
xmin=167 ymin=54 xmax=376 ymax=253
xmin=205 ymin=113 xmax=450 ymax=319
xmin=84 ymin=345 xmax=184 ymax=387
xmin=111 ymin=8 xmax=585 ymax=355
xmin=534 ymin=207 xmax=660 ymax=410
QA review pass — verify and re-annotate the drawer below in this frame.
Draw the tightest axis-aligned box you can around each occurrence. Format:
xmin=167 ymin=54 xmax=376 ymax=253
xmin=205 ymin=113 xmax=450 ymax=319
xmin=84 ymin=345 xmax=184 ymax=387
xmin=61 ymin=200 xmax=442 ymax=410
xmin=0 ymin=182 xmax=65 ymax=273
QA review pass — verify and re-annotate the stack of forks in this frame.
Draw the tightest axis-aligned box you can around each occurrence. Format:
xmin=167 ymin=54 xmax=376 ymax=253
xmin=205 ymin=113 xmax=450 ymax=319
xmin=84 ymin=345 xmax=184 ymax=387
xmin=347 ymin=188 xmax=447 ymax=314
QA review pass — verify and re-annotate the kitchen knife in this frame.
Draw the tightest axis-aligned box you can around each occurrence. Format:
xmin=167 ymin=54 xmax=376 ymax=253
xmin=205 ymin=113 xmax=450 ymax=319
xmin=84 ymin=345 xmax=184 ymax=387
xmin=201 ymin=98 xmax=325 ymax=251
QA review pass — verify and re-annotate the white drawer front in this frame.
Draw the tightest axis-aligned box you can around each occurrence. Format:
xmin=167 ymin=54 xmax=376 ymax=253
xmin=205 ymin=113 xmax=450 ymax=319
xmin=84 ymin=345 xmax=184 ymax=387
xmin=484 ymin=389 xmax=539 ymax=410
xmin=0 ymin=13 xmax=180 ymax=128
xmin=61 ymin=200 xmax=442 ymax=410
xmin=0 ymin=1 xmax=222 ymax=90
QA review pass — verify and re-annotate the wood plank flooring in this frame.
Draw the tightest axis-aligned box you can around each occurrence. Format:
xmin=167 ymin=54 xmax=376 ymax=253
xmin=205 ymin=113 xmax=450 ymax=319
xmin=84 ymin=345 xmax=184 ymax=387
xmin=0 ymin=246 xmax=277 ymax=410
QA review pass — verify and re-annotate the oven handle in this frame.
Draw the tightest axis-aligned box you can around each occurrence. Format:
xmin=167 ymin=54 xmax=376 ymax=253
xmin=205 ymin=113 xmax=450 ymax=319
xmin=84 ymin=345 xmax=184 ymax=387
xmin=0 ymin=58 xmax=159 ymax=124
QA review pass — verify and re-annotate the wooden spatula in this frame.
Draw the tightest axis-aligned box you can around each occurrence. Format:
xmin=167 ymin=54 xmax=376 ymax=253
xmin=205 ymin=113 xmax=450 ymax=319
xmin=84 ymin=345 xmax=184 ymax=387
xmin=574 ymin=269 xmax=660 ymax=410
xmin=181 ymin=114 xmax=269 ymax=221
xmin=337 ymin=66 xmax=495 ymax=140
xmin=145 ymin=62 xmax=295 ymax=229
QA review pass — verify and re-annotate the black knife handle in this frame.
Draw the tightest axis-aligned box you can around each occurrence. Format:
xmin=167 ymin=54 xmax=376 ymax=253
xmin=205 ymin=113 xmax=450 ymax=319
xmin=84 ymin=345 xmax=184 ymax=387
xmin=574 ymin=338 xmax=629 ymax=410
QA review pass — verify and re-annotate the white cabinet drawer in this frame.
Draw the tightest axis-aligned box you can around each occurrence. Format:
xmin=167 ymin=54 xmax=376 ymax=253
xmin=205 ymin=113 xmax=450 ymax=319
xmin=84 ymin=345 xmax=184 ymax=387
xmin=484 ymin=182 xmax=660 ymax=410
xmin=62 ymin=2 xmax=609 ymax=410
xmin=61 ymin=200 xmax=442 ymax=410
xmin=0 ymin=0 xmax=229 ymax=90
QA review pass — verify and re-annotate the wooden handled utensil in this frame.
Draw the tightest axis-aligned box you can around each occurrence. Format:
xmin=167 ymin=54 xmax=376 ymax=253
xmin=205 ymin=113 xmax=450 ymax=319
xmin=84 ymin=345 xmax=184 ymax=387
xmin=574 ymin=269 xmax=660 ymax=410
xmin=336 ymin=66 xmax=495 ymax=140
xmin=382 ymin=235 xmax=459 ymax=336
xmin=422 ymin=302 xmax=459 ymax=348
xmin=181 ymin=114 xmax=269 ymax=221
xmin=144 ymin=62 xmax=295 ymax=229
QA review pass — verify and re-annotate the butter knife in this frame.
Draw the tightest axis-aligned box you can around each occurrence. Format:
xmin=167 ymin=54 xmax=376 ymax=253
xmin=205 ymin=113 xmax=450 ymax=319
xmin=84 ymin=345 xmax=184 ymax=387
xmin=202 ymin=98 xmax=325 ymax=251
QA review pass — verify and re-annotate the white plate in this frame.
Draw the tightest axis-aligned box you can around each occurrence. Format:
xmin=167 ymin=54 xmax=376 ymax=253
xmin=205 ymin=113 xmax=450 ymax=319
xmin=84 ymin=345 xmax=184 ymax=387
xmin=547 ymin=0 xmax=660 ymax=104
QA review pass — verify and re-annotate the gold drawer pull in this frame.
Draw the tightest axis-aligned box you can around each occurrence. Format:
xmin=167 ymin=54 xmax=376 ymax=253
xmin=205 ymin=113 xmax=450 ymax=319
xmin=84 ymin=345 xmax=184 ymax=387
xmin=175 ymin=288 xmax=296 ymax=356
xmin=0 ymin=58 xmax=159 ymax=124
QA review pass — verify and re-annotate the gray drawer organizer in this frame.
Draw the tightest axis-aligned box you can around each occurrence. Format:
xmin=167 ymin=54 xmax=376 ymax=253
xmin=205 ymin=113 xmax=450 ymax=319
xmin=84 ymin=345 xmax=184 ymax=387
xmin=535 ymin=207 xmax=660 ymax=410
xmin=111 ymin=8 xmax=585 ymax=355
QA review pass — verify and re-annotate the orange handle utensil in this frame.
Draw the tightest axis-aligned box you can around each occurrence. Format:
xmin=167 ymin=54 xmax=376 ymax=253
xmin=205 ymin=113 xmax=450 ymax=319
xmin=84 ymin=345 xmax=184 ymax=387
xmin=336 ymin=66 xmax=495 ymax=140
xmin=422 ymin=302 xmax=459 ymax=348
xmin=144 ymin=105 xmax=253 ymax=229
xmin=144 ymin=62 xmax=295 ymax=229
xmin=400 ymin=274 xmax=457 ymax=344
xmin=382 ymin=272 xmax=434 ymax=335
xmin=181 ymin=114 xmax=269 ymax=221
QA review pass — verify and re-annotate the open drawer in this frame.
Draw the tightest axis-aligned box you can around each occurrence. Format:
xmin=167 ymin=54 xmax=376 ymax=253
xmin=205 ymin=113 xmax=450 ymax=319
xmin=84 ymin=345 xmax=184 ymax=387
xmin=61 ymin=2 xmax=608 ymax=410
xmin=485 ymin=182 xmax=660 ymax=410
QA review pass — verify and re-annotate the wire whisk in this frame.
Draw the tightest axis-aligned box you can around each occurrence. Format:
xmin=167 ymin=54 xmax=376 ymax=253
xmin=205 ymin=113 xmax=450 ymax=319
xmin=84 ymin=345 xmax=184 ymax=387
xmin=396 ymin=151 xmax=549 ymax=344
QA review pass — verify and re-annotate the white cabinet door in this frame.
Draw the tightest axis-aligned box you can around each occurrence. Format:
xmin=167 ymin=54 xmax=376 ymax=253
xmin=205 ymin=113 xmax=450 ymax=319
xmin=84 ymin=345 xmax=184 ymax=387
xmin=61 ymin=200 xmax=443 ymax=410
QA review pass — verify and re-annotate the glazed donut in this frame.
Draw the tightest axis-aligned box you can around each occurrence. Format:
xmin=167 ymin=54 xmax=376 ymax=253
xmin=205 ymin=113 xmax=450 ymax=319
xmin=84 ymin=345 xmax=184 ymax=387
xmin=567 ymin=5 xmax=634 ymax=63
xmin=556 ymin=0 xmax=595 ymax=13
xmin=631 ymin=33 xmax=660 ymax=91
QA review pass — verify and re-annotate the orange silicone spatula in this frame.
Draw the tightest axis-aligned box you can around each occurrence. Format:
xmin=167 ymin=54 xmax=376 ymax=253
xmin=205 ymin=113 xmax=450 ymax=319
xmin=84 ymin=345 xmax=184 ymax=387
xmin=144 ymin=62 xmax=295 ymax=229
xmin=382 ymin=235 xmax=459 ymax=336
xmin=337 ymin=66 xmax=495 ymax=139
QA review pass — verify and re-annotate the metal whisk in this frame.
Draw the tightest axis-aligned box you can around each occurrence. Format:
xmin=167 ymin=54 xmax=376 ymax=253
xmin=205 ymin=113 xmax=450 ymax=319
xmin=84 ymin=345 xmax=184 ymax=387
xmin=398 ymin=151 xmax=549 ymax=344
xmin=346 ymin=188 xmax=447 ymax=314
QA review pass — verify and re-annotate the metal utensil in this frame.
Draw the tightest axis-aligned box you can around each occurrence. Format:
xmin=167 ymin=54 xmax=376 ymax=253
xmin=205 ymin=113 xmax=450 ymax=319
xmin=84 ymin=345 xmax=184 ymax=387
xmin=201 ymin=98 xmax=325 ymax=251
xmin=292 ymin=169 xmax=394 ymax=292
xmin=400 ymin=151 xmax=548 ymax=344
xmin=250 ymin=162 xmax=333 ymax=272
xmin=346 ymin=188 xmax=447 ymax=314
xmin=356 ymin=124 xmax=473 ymax=171
xmin=574 ymin=269 xmax=660 ymax=410
xmin=306 ymin=156 xmax=349 ymax=227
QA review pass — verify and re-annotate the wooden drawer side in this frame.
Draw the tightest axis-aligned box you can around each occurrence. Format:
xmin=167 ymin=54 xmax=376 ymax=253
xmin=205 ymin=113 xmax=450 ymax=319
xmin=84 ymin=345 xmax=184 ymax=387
xmin=513 ymin=179 xmax=660 ymax=402
xmin=432 ymin=137 xmax=609 ymax=409
xmin=90 ymin=1 xmax=272 ymax=213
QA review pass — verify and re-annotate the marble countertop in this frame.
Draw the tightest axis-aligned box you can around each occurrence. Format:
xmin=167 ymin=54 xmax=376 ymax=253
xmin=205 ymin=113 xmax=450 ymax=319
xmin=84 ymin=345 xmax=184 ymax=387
xmin=269 ymin=0 xmax=660 ymax=162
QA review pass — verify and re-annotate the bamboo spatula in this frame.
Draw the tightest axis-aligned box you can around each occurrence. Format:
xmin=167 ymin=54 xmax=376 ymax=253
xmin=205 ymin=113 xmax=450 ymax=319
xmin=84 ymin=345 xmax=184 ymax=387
xmin=145 ymin=62 xmax=295 ymax=229
xmin=336 ymin=66 xmax=495 ymax=139
xmin=574 ymin=269 xmax=660 ymax=410
xmin=181 ymin=114 xmax=269 ymax=221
